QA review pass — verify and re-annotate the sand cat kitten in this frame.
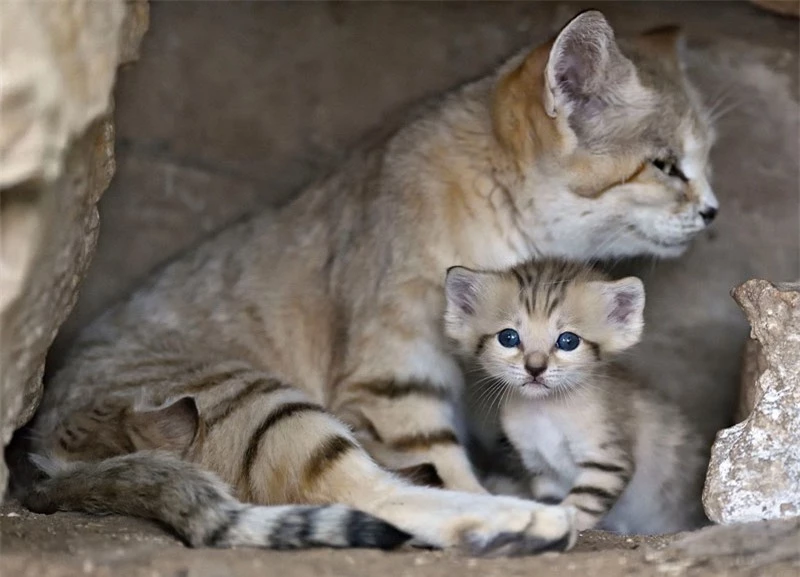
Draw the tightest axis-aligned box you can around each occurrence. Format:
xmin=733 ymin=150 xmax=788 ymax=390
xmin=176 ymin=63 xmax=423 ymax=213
xmin=24 ymin=11 xmax=715 ymax=554
xmin=444 ymin=260 xmax=709 ymax=534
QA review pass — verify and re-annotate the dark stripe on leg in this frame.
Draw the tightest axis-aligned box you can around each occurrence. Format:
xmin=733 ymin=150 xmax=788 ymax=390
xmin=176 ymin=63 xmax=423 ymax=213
xmin=569 ymin=485 xmax=618 ymax=503
xmin=240 ymin=402 xmax=326 ymax=494
xmin=302 ymin=435 xmax=359 ymax=488
xmin=576 ymin=461 xmax=628 ymax=474
xmin=387 ymin=429 xmax=459 ymax=451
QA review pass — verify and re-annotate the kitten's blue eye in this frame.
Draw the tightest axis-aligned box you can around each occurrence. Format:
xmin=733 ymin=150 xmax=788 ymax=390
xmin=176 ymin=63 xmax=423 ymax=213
xmin=556 ymin=332 xmax=580 ymax=351
xmin=497 ymin=329 xmax=520 ymax=348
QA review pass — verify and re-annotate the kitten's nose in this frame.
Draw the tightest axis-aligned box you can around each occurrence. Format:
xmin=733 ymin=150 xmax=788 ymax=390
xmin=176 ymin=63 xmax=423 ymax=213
xmin=525 ymin=352 xmax=547 ymax=377
xmin=525 ymin=364 xmax=547 ymax=378
xmin=699 ymin=206 xmax=718 ymax=225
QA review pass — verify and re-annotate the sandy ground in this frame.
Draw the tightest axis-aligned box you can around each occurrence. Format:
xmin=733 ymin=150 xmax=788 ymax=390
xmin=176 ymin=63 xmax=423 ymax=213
xmin=1 ymin=500 xmax=798 ymax=577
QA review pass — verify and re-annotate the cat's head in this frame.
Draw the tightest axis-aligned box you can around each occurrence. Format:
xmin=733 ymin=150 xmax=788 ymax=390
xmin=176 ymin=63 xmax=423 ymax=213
xmin=493 ymin=11 xmax=717 ymax=258
xmin=443 ymin=261 xmax=645 ymax=400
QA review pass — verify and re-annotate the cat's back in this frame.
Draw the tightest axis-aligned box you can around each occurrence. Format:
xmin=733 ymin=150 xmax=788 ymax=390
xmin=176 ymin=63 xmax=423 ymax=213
xmin=38 ymin=212 xmax=281 ymax=417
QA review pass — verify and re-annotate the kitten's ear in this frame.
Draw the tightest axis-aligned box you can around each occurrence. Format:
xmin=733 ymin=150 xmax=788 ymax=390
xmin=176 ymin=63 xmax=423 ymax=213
xmin=588 ymin=276 xmax=645 ymax=352
xmin=544 ymin=10 xmax=636 ymax=120
xmin=445 ymin=266 xmax=483 ymax=318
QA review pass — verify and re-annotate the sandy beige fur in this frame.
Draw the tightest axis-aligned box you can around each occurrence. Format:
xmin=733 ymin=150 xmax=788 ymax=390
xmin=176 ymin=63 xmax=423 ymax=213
xmin=25 ymin=11 xmax=715 ymax=554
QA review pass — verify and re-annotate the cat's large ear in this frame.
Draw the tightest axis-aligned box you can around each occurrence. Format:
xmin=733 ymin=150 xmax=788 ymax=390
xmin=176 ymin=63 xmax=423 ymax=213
xmin=445 ymin=266 xmax=484 ymax=318
xmin=544 ymin=10 xmax=637 ymax=121
xmin=128 ymin=396 xmax=204 ymax=457
xmin=588 ymin=276 xmax=645 ymax=352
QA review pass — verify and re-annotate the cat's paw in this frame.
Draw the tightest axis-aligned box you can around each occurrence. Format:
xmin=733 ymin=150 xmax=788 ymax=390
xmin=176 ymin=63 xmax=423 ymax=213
xmin=461 ymin=499 xmax=576 ymax=557
xmin=371 ymin=487 xmax=577 ymax=556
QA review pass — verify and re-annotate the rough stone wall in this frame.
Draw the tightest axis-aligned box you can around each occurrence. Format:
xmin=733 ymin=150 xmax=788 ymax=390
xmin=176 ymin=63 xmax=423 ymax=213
xmin=0 ymin=0 xmax=149 ymax=496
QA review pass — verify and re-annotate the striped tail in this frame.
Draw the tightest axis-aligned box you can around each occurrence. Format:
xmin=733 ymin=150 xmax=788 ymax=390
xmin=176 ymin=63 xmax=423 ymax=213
xmin=22 ymin=451 xmax=411 ymax=550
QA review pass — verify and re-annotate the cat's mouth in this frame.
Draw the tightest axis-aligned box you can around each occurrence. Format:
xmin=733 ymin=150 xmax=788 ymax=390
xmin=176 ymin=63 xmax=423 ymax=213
xmin=522 ymin=377 xmax=548 ymax=389
xmin=629 ymin=226 xmax=694 ymax=251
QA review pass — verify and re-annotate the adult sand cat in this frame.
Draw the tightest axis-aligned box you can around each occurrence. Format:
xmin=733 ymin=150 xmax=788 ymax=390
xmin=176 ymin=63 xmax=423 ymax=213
xmin=24 ymin=11 xmax=716 ymax=555
xmin=444 ymin=260 xmax=709 ymax=535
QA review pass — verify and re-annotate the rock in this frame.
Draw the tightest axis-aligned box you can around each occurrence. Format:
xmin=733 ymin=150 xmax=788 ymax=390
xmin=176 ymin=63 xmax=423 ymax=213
xmin=750 ymin=0 xmax=800 ymax=18
xmin=0 ymin=0 xmax=149 ymax=496
xmin=703 ymin=280 xmax=800 ymax=523
xmin=646 ymin=517 xmax=800 ymax=574
xmin=736 ymin=336 xmax=768 ymax=423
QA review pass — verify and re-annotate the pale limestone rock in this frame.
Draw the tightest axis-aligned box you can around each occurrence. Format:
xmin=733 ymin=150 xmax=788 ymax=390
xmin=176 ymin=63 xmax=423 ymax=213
xmin=703 ymin=280 xmax=800 ymax=523
xmin=0 ymin=0 xmax=149 ymax=496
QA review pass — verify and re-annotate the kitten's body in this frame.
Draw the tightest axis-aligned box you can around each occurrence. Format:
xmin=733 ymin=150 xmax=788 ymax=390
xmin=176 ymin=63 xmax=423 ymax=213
xmin=501 ymin=369 xmax=708 ymax=534
xmin=444 ymin=260 xmax=709 ymax=534
xmin=24 ymin=12 xmax=716 ymax=554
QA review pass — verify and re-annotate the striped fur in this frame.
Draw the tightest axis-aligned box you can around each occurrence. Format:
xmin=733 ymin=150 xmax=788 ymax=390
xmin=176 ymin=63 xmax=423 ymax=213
xmin=445 ymin=259 xmax=710 ymax=534
xmin=25 ymin=11 xmax=714 ymax=553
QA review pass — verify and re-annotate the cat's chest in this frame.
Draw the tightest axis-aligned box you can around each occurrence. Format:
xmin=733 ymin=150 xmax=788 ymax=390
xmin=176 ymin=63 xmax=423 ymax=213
xmin=501 ymin=401 xmax=598 ymax=472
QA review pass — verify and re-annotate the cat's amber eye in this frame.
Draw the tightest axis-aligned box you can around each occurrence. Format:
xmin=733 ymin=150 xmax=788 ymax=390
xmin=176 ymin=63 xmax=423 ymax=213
xmin=651 ymin=158 xmax=688 ymax=182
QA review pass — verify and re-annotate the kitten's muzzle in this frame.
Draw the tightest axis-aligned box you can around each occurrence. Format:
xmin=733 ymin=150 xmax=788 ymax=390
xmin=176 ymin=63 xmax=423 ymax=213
xmin=525 ymin=363 xmax=546 ymax=379
xmin=524 ymin=363 xmax=548 ymax=389
xmin=522 ymin=377 xmax=548 ymax=389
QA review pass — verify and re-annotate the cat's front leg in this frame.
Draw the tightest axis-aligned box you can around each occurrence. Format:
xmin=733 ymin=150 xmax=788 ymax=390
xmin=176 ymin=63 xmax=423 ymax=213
xmin=331 ymin=347 xmax=488 ymax=494
xmin=561 ymin=458 xmax=633 ymax=530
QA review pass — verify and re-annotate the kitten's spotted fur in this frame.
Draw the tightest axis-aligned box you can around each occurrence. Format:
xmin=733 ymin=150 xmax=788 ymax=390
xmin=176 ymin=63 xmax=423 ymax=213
xmin=24 ymin=11 xmax=715 ymax=553
xmin=444 ymin=260 xmax=709 ymax=534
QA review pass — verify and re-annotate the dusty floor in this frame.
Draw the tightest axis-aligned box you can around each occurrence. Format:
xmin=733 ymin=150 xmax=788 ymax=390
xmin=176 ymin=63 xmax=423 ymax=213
xmin=6 ymin=1 xmax=799 ymax=577
xmin=1 ymin=501 xmax=798 ymax=577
